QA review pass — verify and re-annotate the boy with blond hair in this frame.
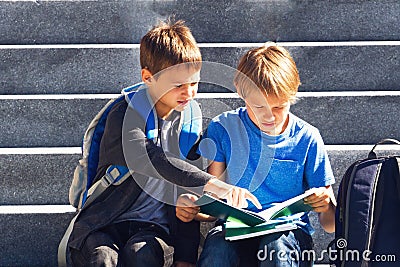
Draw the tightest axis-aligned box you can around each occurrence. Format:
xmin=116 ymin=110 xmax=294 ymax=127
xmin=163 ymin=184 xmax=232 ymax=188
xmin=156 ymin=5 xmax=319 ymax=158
xmin=67 ymin=20 xmax=260 ymax=267
xmin=176 ymin=45 xmax=336 ymax=266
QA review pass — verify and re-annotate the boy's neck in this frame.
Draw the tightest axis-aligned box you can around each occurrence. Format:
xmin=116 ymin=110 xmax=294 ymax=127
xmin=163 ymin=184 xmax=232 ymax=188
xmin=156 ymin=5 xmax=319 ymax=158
xmin=147 ymin=88 xmax=174 ymax=120
xmin=154 ymin=102 xmax=174 ymax=120
xmin=273 ymin=114 xmax=290 ymax=136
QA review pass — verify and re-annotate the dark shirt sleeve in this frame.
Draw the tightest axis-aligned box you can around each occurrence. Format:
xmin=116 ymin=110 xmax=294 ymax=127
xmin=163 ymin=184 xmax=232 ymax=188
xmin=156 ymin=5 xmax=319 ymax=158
xmin=98 ymin=101 xmax=214 ymax=188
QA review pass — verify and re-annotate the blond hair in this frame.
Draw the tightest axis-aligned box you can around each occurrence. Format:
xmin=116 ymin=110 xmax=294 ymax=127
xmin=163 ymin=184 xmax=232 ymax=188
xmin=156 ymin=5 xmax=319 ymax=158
xmin=234 ymin=44 xmax=300 ymax=103
xmin=140 ymin=19 xmax=202 ymax=76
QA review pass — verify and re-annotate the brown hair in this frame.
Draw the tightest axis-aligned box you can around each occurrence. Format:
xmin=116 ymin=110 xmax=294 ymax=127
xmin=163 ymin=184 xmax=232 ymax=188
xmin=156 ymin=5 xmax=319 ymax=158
xmin=234 ymin=44 xmax=300 ymax=103
xmin=140 ymin=19 xmax=202 ymax=76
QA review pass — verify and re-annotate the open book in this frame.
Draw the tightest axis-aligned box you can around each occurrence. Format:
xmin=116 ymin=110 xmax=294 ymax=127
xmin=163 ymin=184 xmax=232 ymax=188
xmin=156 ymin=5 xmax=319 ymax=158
xmin=195 ymin=188 xmax=318 ymax=240
xmin=224 ymin=220 xmax=298 ymax=241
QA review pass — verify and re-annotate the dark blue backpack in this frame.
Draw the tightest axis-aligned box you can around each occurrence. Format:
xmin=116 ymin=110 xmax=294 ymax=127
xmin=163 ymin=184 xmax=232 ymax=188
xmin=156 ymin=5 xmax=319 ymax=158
xmin=331 ymin=139 xmax=400 ymax=267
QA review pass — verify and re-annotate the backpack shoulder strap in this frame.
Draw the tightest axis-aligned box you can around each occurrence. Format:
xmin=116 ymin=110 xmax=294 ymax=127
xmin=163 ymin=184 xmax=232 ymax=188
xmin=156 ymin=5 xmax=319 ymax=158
xmin=392 ymin=157 xmax=400 ymax=205
xmin=123 ymin=82 xmax=158 ymax=140
xmin=179 ymin=99 xmax=202 ymax=158
xmin=84 ymin=96 xmax=126 ymax=193
xmin=84 ymin=165 xmax=131 ymax=208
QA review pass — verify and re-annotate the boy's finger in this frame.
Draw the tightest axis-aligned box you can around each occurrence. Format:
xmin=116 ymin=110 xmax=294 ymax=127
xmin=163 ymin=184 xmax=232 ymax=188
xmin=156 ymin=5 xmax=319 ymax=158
xmin=303 ymin=195 xmax=317 ymax=204
xmin=232 ymin=187 xmax=241 ymax=207
xmin=304 ymin=192 xmax=330 ymax=204
xmin=306 ymin=196 xmax=330 ymax=208
xmin=183 ymin=208 xmax=198 ymax=216
xmin=177 ymin=212 xmax=192 ymax=222
xmin=311 ymin=202 xmax=330 ymax=213
xmin=225 ymin=192 xmax=233 ymax=207
xmin=184 ymin=206 xmax=200 ymax=214
xmin=178 ymin=196 xmax=199 ymax=208
xmin=177 ymin=207 xmax=198 ymax=218
xmin=187 ymin=194 xmax=199 ymax=202
xmin=238 ymin=189 xmax=248 ymax=208
xmin=244 ymin=191 xmax=262 ymax=209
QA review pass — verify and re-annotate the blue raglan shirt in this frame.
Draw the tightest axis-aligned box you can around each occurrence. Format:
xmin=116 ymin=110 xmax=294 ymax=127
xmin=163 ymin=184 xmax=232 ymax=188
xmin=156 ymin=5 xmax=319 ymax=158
xmin=198 ymin=107 xmax=335 ymax=234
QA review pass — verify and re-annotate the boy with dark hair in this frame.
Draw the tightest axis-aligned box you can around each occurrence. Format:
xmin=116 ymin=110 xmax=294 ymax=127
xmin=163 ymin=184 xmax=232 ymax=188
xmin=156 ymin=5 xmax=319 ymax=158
xmin=67 ymin=20 xmax=260 ymax=267
xmin=176 ymin=44 xmax=336 ymax=266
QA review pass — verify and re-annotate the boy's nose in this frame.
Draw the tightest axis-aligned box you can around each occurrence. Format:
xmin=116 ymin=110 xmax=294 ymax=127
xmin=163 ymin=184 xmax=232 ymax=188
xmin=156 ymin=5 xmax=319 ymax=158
xmin=182 ymin=84 xmax=196 ymax=98
xmin=262 ymin=107 xmax=275 ymax=121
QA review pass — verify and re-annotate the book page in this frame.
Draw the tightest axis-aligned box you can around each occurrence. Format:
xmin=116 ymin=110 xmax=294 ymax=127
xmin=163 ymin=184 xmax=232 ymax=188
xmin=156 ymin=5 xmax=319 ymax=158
xmin=225 ymin=220 xmax=298 ymax=241
xmin=257 ymin=188 xmax=317 ymax=220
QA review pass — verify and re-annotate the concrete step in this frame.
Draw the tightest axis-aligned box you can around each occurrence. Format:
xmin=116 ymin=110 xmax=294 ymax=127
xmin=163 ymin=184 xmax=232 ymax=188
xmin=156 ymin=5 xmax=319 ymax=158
xmin=2 ymin=146 xmax=399 ymax=205
xmin=0 ymin=148 xmax=80 ymax=205
xmin=0 ymin=1 xmax=399 ymax=44
xmin=0 ymin=93 xmax=399 ymax=147
xmin=1 ymin=43 xmax=399 ymax=94
xmin=0 ymin=210 xmax=76 ymax=267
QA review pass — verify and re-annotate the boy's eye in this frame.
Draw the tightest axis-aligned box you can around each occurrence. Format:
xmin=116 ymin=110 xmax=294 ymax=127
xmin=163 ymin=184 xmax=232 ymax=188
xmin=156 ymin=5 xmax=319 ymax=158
xmin=175 ymin=82 xmax=198 ymax=88
xmin=273 ymin=105 xmax=287 ymax=110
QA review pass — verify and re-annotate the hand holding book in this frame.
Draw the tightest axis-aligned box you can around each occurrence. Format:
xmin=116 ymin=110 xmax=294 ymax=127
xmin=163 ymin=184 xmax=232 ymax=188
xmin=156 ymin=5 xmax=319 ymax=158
xmin=195 ymin=188 xmax=317 ymax=226
xmin=175 ymin=193 xmax=201 ymax=223
xmin=194 ymin=188 xmax=319 ymax=240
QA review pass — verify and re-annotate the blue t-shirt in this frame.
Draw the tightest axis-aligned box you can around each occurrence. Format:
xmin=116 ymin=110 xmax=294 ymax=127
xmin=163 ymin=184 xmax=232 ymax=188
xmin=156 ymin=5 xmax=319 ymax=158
xmin=198 ymin=107 xmax=335 ymax=234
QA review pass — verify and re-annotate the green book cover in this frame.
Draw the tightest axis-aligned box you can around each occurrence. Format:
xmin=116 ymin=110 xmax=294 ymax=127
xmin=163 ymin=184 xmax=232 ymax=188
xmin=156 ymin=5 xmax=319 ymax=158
xmin=195 ymin=188 xmax=317 ymax=227
xmin=194 ymin=194 xmax=265 ymax=226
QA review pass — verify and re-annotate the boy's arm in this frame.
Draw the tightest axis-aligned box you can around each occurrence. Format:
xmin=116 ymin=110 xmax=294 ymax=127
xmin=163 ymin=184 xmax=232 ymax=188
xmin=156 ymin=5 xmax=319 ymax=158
xmin=176 ymin=160 xmax=262 ymax=223
xmin=303 ymin=185 xmax=336 ymax=233
xmin=207 ymin=160 xmax=227 ymax=181
xmin=104 ymin=103 xmax=261 ymax=206
xmin=121 ymin=106 xmax=213 ymax=188
xmin=301 ymin=129 xmax=336 ymax=232
xmin=123 ymin=109 xmax=261 ymax=209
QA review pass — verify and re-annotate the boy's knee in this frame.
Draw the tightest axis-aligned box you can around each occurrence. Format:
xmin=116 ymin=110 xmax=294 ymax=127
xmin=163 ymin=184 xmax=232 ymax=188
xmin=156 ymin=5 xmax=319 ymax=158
xmin=202 ymin=226 xmax=232 ymax=253
xmin=92 ymin=246 xmax=118 ymax=267
xmin=198 ymin=244 xmax=238 ymax=267
xmin=198 ymin=227 xmax=238 ymax=267
xmin=260 ymin=231 xmax=299 ymax=250
xmin=258 ymin=230 xmax=313 ymax=266
xmin=71 ymin=246 xmax=118 ymax=267
xmin=122 ymin=236 xmax=173 ymax=267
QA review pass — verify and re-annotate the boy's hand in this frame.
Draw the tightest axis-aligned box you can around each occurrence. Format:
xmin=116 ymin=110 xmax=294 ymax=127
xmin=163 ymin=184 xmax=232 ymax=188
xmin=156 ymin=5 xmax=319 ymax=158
xmin=176 ymin=193 xmax=200 ymax=222
xmin=204 ymin=178 xmax=262 ymax=209
xmin=304 ymin=186 xmax=336 ymax=233
xmin=303 ymin=186 xmax=336 ymax=213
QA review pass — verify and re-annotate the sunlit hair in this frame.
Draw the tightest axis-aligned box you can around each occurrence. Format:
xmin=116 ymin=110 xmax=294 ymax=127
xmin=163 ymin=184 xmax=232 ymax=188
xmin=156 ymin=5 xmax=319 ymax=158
xmin=140 ymin=19 xmax=202 ymax=77
xmin=234 ymin=44 xmax=300 ymax=103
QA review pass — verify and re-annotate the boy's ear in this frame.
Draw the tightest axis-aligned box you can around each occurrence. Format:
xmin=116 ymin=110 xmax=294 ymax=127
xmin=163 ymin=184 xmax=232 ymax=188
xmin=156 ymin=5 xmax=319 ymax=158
xmin=141 ymin=68 xmax=154 ymax=85
xmin=235 ymin=86 xmax=245 ymax=100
